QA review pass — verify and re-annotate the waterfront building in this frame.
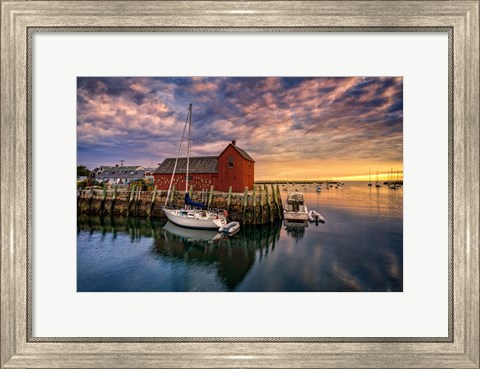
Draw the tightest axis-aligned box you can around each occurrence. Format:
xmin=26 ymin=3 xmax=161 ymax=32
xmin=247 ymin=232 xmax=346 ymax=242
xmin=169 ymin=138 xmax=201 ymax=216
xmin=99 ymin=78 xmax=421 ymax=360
xmin=94 ymin=165 xmax=146 ymax=184
xmin=143 ymin=167 xmax=156 ymax=182
xmin=153 ymin=141 xmax=255 ymax=192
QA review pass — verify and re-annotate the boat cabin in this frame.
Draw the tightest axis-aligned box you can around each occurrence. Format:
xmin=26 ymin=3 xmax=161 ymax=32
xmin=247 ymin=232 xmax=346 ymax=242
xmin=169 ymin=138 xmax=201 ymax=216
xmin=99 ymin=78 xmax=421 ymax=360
xmin=286 ymin=192 xmax=305 ymax=212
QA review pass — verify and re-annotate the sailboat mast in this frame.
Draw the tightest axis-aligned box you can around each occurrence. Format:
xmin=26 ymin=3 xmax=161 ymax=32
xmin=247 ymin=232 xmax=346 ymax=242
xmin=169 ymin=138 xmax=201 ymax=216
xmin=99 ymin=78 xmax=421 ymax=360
xmin=164 ymin=105 xmax=189 ymax=206
xmin=185 ymin=103 xmax=192 ymax=194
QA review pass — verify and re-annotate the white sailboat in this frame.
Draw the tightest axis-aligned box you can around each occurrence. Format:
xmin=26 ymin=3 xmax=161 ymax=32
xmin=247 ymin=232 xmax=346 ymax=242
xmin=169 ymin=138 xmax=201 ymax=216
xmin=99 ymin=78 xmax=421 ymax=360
xmin=162 ymin=104 xmax=228 ymax=230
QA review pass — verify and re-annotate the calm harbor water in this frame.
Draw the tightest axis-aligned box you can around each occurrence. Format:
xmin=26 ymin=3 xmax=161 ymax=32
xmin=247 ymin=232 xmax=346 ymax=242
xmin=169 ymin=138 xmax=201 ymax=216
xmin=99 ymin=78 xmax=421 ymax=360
xmin=77 ymin=182 xmax=403 ymax=292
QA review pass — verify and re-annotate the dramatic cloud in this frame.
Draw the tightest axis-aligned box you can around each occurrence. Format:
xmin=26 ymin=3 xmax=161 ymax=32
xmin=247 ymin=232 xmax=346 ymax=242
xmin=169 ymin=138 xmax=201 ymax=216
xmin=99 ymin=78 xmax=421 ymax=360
xmin=77 ymin=77 xmax=403 ymax=180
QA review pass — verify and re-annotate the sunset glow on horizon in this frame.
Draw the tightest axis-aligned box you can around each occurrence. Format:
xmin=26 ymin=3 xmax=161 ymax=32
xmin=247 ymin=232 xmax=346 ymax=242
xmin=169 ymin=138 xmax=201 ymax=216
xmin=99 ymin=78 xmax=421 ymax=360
xmin=77 ymin=77 xmax=403 ymax=180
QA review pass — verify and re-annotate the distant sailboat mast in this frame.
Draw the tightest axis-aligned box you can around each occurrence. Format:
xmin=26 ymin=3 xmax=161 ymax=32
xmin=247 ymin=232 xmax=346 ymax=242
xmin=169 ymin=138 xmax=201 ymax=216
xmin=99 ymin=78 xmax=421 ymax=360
xmin=388 ymin=168 xmax=398 ymax=190
xmin=368 ymin=168 xmax=372 ymax=186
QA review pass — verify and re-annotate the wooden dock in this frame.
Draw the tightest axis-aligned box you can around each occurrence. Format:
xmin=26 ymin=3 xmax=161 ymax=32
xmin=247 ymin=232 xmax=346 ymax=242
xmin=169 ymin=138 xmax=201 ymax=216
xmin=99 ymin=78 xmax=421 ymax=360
xmin=77 ymin=185 xmax=283 ymax=225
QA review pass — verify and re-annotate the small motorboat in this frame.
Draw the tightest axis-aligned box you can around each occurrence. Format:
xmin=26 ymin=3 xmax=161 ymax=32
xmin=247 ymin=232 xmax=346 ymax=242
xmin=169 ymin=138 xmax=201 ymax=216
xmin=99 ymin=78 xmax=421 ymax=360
xmin=219 ymin=221 xmax=240 ymax=235
xmin=284 ymin=192 xmax=309 ymax=221
xmin=316 ymin=187 xmax=321 ymax=192
xmin=308 ymin=210 xmax=325 ymax=223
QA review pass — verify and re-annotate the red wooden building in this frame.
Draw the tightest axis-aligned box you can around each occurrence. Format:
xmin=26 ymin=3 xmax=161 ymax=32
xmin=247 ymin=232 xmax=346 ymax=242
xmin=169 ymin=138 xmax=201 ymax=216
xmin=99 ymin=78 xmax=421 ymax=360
xmin=153 ymin=141 xmax=255 ymax=192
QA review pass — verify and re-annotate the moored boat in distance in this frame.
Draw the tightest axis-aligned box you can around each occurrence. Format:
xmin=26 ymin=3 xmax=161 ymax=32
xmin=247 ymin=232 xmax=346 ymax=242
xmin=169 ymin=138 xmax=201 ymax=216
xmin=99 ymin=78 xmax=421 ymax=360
xmin=283 ymin=192 xmax=309 ymax=221
xmin=388 ymin=168 xmax=399 ymax=190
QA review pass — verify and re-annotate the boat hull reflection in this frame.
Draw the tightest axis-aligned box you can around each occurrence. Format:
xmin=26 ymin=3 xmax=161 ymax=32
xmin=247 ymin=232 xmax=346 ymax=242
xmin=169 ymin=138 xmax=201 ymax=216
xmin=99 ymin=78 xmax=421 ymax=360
xmin=283 ymin=219 xmax=309 ymax=240
xmin=154 ymin=220 xmax=283 ymax=290
xmin=163 ymin=221 xmax=223 ymax=241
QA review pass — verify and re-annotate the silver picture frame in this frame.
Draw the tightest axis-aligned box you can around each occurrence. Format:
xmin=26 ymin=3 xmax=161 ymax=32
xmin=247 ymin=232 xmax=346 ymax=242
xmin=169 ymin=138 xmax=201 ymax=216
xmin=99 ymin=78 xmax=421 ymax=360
xmin=1 ymin=1 xmax=478 ymax=368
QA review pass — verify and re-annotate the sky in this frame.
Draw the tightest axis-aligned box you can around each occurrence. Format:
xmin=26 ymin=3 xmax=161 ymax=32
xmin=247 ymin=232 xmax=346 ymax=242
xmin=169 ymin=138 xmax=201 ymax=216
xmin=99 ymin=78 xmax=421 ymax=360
xmin=77 ymin=77 xmax=403 ymax=181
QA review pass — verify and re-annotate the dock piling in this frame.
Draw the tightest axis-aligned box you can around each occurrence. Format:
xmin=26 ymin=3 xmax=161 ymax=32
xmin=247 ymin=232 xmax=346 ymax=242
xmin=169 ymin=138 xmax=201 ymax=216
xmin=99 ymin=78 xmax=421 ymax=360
xmin=259 ymin=186 xmax=264 ymax=223
xmin=170 ymin=185 xmax=175 ymax=205
xmin=252 ymin=185 xmax=256 ymax=224
xmin=127 ymin=184 xmax=136 ymax=216
xmin=208 ymin=185 xmax=214 ymax=207
xmin=265 ymin=185 xmax=273 ymax=223
xmin=87 ymin=188 xmax=95 ymax=213
xmin=100 ymin=184 xmax=107 ymax=214
xmin=148 ymin=185 xmax=157 ymax=218
xmin=110 ymin=185 xmax=117 ymax=213
xmin=276 ymin=184 xmax=284 ymax=218
xmin=272 ymin=184 xmax=281 ymax=218
xmin=227 ymin=186 xmax=232 ymax=210
xmin=242 ymin=187 xmax=248 ymax=225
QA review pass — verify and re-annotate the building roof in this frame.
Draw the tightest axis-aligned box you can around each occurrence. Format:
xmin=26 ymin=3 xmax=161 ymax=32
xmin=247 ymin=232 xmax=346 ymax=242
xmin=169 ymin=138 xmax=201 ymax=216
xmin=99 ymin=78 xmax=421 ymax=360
xmin=217 ymin=143 xmax=255 ymax=163
xmin=97 ymin=169 xmax=146 ymax=179
xmin=101 ymin=165 xmax=143 ymax=171
xmin=154 ymin=156 xmax=218 ymax=174
xmin=231 ymin=144 xmax=255 ymax=162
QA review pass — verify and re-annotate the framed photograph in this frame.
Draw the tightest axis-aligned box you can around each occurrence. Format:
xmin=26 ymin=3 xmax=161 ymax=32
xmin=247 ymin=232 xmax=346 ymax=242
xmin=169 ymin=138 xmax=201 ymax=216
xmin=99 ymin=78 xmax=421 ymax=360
xmin=1 ymin=1 xmax=478 ymax=368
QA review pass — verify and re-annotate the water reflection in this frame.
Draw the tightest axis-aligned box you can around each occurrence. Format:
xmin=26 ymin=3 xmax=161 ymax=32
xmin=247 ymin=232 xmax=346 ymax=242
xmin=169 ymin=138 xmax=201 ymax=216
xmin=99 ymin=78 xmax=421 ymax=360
xmin=77 ymin=215 xmax=156 ymax=240
xmin=77 ymin=216 xmax=283 ymax=292
xmin=77 ymin=182 xmax=403 ymax=292
xmin=304 ymin=182 xmax=403 ymax=219
xmin=155 ymin=221 xmax=283 ymax=291
xmin=163 ymin=221 xmax=223 ymax=241
xmin=283 ymin=220 xmax=309 ymax=241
